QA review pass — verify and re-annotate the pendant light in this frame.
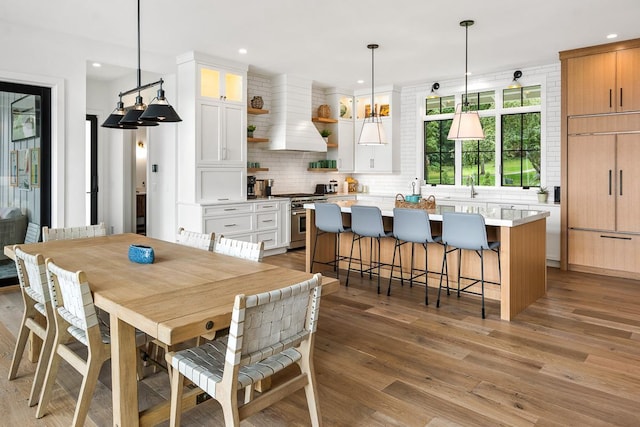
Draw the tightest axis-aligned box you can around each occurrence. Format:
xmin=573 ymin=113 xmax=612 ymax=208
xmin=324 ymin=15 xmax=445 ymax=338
xmin=102 ymin=0 xmax=181 ymax=129
xmin=447 ymin=20 xmax=484 ymax=141
xmin=358 ymin=43 xmax=387 ymax=145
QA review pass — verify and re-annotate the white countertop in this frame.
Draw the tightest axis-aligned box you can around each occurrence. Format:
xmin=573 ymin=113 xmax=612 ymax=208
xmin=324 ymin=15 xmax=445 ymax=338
xmin=304 ymin=199 xmax=550 ymax=227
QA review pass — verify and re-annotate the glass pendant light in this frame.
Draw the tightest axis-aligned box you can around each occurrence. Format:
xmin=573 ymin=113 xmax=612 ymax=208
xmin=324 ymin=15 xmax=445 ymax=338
xmin=358 ymin=44 xmax=387 ymax=145
xmin=448 ymin=20 xmax=484 ymax=141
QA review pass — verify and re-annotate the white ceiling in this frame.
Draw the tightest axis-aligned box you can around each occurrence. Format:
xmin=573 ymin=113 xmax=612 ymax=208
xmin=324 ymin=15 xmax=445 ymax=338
xmin=5 ymin=0 xmax=640 ymax=89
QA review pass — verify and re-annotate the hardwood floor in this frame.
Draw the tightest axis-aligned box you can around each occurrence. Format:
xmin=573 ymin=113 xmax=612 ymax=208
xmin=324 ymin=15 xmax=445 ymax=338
xmin=1 ymin=248 xmax=639 ymax=426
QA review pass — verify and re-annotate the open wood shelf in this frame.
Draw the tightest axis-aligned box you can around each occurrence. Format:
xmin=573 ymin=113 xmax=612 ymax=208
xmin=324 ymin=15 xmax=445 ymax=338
xmin=247 ymin=137 xmax=269 ymax=143
xmin=307 ymin=168 xmax=338 ymax=172
xmin=326 ymin=143 xmax=338 ymax=148
xmin=248 ymin=107 xmax=269 ymax=115
xmin=248 ymin=167 xmax=269 ymax=172
xmin=312 ymin=117 xmax=338 ymax=124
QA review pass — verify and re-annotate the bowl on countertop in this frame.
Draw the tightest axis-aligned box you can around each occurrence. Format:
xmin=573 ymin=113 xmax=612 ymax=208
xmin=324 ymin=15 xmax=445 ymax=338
xmin=404 ymin=194 xmax=421 ymax=203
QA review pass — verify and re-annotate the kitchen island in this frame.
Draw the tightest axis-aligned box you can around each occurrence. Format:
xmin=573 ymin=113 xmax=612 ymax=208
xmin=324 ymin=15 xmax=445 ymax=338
xmin=305 ymin=200 xmax=550 ymax=321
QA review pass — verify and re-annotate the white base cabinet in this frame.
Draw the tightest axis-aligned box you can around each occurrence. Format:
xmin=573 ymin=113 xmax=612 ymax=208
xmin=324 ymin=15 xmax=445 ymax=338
xmin=177 ymin=200 xmax=291 ymax=256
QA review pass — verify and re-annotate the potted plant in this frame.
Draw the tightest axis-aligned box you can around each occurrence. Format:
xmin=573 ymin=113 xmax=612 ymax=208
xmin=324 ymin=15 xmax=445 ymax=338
xmin=247 ymin=125 xmax=256 ymax=138
xmin=537 ymin=186 xmax=548 ymax=203
xmin=320 ymin=128 xmax=331 ymax=143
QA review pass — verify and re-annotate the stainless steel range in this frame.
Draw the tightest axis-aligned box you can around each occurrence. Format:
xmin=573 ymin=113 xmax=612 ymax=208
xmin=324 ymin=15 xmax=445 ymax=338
xmin=274 ymin=193 xmax=328 ymax=249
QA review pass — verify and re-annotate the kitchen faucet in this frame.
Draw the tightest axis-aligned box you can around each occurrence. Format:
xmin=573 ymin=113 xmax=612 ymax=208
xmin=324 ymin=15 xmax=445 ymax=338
xmin=467 ymin=175 xmax=477 ymax=198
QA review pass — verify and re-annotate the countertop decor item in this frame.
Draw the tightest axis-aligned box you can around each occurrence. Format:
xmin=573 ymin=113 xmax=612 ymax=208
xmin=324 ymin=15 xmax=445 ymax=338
xmin=395 ymin=194 xmax=436 ymax=210
xmin=537 ymin=186 xmax=548 ymax=203
xmin=247 ymin=124 xmax=256 ymax=138
xmin=128 ymin=244 xmax=154 ymax=264
xmin=250 ymin=96 xmax=264 ymax=109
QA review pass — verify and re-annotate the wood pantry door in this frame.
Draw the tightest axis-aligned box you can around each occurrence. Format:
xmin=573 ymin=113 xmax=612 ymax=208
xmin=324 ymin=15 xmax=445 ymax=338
xmin=615 ymin=133 xmax=640 ymax=233
xmin=567 ymin=134 xmax=616 ymax=231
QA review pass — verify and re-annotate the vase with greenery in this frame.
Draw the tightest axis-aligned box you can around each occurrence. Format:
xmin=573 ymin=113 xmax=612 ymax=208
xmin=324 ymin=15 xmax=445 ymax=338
xmin=247 ymin=125 xmax=256 ymax=138
xmin=320 ymin=128 xmax=331 ymax=143
xmin=537 ymin=186 xmax=548 ymax=203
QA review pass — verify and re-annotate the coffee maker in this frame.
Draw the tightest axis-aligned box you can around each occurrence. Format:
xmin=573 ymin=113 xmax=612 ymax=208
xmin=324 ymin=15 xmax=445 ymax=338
xmin=247 ymin=176 xmax=257 ymax=199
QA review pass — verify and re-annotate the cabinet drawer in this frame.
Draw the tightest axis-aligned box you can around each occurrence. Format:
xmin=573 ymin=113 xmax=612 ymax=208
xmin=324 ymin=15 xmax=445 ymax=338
xmin=256 ymin=230 xmax=278 ymax=249
xmin=203 ymin=203 xmax=253 ymax=216
xmin=205 ymin=214 xmax=253 ymax=234
xmin=255 ymin=201 xmax=280 ymax=212
xmin=568 ymin=229 xmax=640 ymax=274
xmin=256 ymin=212 xmax=278 ymax=230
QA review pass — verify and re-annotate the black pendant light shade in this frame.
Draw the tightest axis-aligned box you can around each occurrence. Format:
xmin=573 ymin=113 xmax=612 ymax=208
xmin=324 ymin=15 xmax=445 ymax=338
xmin=138 ymin=85 xmax=182 ymax=122
xmin=102 ymin=98 xmax=138 ymax=129
xmin=119 ymin=95 xmax=159 ymax=127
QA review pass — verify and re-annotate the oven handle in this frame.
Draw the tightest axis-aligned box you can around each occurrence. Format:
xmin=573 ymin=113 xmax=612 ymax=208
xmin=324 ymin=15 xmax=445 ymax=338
xmin=291 ymin=210 xmax=306 ymax=216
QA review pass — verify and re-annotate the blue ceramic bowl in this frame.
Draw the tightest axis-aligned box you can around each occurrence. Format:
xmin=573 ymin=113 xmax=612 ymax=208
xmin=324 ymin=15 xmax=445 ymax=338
xmin=128 ymin=244 xmax=154 ymax=264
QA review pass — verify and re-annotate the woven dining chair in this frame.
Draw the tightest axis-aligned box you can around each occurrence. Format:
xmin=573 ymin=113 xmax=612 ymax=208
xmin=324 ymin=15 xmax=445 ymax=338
xmin=42 ymin=222 xmax=106 ymax=242
xmin=167 ymin=273 xmax=323 ymax=426
xmin=24 ymin=222 xmax=41 ymax=244
xmin=37 ymin=259 xmax=146 ymax=426
xmin=176 ymin=227 xmax=215 ymax=251
xmin=36 ymin=259 xmax=111 ymax=426
xmin=8 ymin=246 xmax=55 ymax=409
xmin=214 ymin=235 xmax=264 ymax=261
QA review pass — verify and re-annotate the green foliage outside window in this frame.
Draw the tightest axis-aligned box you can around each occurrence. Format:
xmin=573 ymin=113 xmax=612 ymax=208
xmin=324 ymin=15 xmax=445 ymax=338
xmin=462 ymin=116 xmax=496 ymax=186
xmin=424 ymin=120 xmax=454 ymax=184
xmin=501 ymin=112 xmax=541 ymax=186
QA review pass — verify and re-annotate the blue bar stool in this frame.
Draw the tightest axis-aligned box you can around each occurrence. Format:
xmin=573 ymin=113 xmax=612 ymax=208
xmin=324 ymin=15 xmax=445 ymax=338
xmin=311 ymin=203 xmax=351 ymax=280
xmin=346 ymin=205 xmax=393 ymax=294
xmin=387 ymin=208 xmax=445 ymax=305
xmin=437 ymin=212 xmax=501 ymax=319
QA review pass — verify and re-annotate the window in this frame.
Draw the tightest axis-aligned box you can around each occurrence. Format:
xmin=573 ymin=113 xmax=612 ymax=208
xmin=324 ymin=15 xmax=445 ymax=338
xmin=462 ymin=116 xmax=496 ymax=186
xmin=425 ymin=119 xmax=454 ymax=184
xmin=501 ymin=112 xmax=541 ymax=186
xmin=426 ymin=95 xmax=455 ymax=115
xmin=423 ymin=82 xmax=543 ymax=188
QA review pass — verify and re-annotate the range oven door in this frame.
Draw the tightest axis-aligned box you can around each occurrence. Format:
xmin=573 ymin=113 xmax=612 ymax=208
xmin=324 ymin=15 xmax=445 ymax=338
xmin=289 ymin=210 xmax=306 ymax=249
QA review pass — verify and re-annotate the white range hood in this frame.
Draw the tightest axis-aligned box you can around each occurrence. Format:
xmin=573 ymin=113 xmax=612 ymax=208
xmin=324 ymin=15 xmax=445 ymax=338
xmin=268 ymin=74 xmax=327 ymax=152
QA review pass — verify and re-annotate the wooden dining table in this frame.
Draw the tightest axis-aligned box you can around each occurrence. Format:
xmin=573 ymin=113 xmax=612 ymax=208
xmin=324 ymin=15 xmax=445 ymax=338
xmin=4 ymin=233 xmax=338 ymax=427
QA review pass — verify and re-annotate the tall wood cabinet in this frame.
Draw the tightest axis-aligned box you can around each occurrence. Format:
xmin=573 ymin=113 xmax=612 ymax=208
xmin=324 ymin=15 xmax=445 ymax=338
xmin=560 ymin=38 xmax=640 ymax=279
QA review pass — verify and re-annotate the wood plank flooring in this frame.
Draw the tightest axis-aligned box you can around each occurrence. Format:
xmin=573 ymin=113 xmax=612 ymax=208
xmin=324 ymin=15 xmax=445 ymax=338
xmin=1 ymin=248 xmax=639 ymax=426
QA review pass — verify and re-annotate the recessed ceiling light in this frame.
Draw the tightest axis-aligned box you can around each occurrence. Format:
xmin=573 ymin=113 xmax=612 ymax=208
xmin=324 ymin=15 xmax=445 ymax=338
xmin=606 ymin=33 xmax=618 ymax=39
xmin=357 ymin=79 xmax=364 ymax=84
xmin=92 ymin=62 xmax=102 ymax=68
xmin=238 ymin=48 xmax=248 ymax=54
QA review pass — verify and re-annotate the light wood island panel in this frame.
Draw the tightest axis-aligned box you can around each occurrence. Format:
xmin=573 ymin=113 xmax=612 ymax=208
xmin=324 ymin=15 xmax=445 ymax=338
xmin=305 ymin=201 xmax=548 ymax=321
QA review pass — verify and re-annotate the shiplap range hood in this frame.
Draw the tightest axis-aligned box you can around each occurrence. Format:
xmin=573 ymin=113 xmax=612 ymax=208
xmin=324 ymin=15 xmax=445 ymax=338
xmin=268 ymin=74 xmax=327 ymax=152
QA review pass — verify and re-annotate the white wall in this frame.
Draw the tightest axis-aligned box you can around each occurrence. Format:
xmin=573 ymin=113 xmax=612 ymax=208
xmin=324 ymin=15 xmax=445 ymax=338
xmin=1 ymin=19 xmax=177 ymax=239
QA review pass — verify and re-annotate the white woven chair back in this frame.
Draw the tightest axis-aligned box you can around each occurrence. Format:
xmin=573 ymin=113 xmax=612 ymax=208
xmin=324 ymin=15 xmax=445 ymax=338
xmin=214 ymin=236 xmax=264 ymax=261
xmin=45 ymin=261 xmax=98 ymax=334
xmin=42 ymin=222 xmax=106 ymax=242
xmin=226 ymin=273 xmax=322 ymax=367
xmin=24 ymin=222 xmax=41 ymax=243
xmin=176 ymin=227 xmax=215 ymax=251
xmin=14 ymin=246 xmax=51 ymax=304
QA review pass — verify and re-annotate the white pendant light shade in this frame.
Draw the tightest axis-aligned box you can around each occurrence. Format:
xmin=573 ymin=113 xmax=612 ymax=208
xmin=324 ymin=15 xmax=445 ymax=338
xmin=447 ymin=104 xmax=484 ymax=140
xmin=358 ymin=43 xmax=387 ymax=145
xmin=359 ymin=121 xmax=387 ymax=145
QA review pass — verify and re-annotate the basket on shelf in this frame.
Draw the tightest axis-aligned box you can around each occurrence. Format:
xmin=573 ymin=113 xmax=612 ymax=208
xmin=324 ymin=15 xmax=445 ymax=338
xmin=317 ymin=104 xmax=331 ymax=118
xmin=394 ymin=194 xmax=436 ymax=210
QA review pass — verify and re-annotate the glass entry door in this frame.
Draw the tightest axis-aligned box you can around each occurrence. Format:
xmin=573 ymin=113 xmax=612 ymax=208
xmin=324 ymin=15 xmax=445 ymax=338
xmin=0 ymin=82 xmax=51 ymax=286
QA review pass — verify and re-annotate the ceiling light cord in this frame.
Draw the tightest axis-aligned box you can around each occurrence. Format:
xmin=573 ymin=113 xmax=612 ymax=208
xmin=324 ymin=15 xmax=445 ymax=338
xmin=464 ymin=21 xmax=469 ymax=111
